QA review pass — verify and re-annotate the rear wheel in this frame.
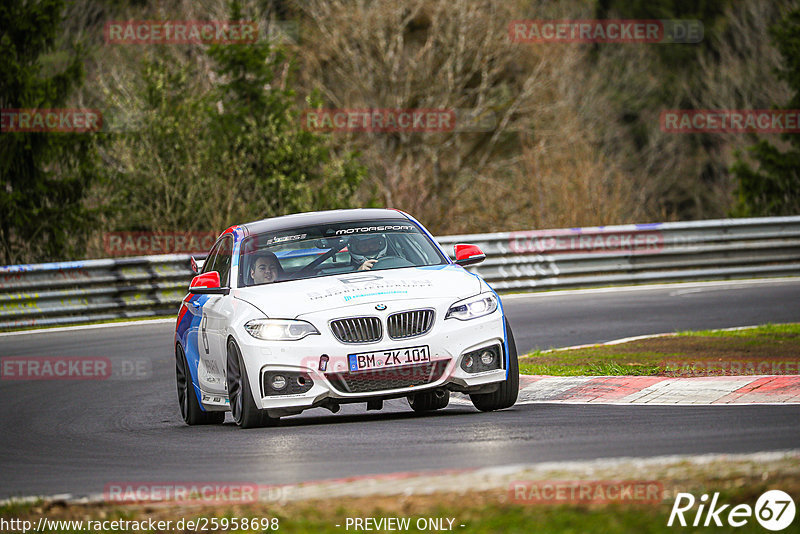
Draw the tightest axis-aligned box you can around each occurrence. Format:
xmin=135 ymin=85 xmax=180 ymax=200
xmin=469 ymin=319 xmax=519 ymax=412
xmin=175 ymin=345 xmax=225 ymax=425
xmin=408 ymin=389 xmax=450 ymax=412
xmin=226 ymin=339 xmax=279 ymax=429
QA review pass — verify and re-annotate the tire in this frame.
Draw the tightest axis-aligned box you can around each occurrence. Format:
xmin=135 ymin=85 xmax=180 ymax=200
xmin=469 ymin=318 xmax=519 ymax=412
xmin=226 ymin=338 xmax=278 ymax=429
xmin=175 ymin=344 xmax=225 ymax=425
xmin=408 ymin=389 xmax=450 ymax=412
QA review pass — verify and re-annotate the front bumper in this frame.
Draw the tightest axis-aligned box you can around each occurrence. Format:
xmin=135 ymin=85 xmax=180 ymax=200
xmin=229 ymin=300 xmax=507 ymax=416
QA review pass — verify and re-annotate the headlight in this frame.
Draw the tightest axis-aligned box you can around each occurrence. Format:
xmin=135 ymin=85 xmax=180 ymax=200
xmin=445 ymin=292 xmax=498 ymax=321
xmin=244 ymin=319 xmax=320 ymax=341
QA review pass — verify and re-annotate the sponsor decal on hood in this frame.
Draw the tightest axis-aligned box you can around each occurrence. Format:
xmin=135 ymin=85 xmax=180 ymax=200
xmin=233 ymin=265 xmax=481 ymax=317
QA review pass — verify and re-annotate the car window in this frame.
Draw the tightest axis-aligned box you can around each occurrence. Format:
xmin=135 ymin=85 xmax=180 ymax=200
xmin=239 ymin=219 xmax=448 ymax=287
xmin=210 ymin=236 xmax=233 ymax=287
xmin=201 ymin=242 xmax=220 ymax=275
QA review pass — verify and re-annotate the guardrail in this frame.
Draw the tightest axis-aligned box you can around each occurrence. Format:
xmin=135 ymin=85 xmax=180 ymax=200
xmin=1 ymin=216 xmax=799 ymax=330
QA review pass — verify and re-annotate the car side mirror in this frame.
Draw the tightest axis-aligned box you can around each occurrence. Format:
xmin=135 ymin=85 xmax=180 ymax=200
xmin=454 ymin=244 xmax=486 ymax=266
xmin=189 ymin=271 xmax=229 ymax=295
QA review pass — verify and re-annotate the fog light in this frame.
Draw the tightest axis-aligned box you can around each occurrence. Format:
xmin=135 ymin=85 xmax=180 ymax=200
xmin=460 ymin=344 xmax=503 ymax=373
xmin=271 ymin=375 xmax=287 ymax=390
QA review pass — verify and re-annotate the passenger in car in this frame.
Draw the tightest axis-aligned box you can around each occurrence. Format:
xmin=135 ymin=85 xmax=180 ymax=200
xmin=250 ymin=251 xmax=282 ymax=284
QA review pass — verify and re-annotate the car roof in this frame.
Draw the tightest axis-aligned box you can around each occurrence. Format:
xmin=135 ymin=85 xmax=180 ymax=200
xmin=239 ymin=208 xmax=412 ymax=236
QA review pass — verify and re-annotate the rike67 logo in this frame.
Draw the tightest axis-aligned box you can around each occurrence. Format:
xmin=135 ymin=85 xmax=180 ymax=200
xmin=668 ymin=490 xmax=796 ymax=531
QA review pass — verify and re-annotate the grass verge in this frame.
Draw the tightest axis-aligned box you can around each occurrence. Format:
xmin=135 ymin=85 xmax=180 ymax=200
xmin=2 ymin=458 xmax=798 ymax=533
xmin=519 ymin=323 xmax=800 ymax=376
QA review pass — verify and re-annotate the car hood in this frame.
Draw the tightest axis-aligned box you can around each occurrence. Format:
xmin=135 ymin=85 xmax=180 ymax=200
xmin=233 ymin=264 xmax=483 ymax=318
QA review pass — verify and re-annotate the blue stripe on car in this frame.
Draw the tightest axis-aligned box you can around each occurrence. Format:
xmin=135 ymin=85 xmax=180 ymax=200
xmin=177 ymin=294 xmax=210 ymax=410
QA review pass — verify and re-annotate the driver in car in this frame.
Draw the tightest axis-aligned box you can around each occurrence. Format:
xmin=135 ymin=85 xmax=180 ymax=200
xmin=350 ymin=234 xmax=389 ymax=271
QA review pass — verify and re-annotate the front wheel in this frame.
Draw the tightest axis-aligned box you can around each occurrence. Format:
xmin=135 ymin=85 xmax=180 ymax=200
xmin=226 ymin=339 xmax=279 ymax=429
xmin=175 ymin=344 xmax=225 ymax=425
xmin=469 ymin=318 xmax=519 ymax=412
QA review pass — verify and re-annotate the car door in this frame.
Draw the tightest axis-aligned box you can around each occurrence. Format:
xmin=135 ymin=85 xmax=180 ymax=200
xmin=196 ymin=235 xmax=233 ymax=396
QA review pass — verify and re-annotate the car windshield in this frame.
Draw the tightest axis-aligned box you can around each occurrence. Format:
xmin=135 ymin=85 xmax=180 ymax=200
xmin=238 ymin=219 xmax=448 ymax=287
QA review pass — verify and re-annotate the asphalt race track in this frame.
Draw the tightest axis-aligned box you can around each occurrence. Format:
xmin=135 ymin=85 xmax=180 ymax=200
xmin=1 ymin=278 xmax=799 ymax=499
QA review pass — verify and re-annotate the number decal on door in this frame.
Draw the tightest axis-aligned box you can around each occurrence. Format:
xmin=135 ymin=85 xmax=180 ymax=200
xmin=201 ymin=314 xmax=209 ymax=355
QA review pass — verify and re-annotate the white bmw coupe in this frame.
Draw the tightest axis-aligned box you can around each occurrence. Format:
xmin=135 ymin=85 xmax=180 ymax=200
xmin=175 ymin=209 xmax=518 ymax=428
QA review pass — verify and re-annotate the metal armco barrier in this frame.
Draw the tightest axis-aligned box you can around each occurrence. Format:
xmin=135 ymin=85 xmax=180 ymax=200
xmin=0 ymin=255 xmax=195 ymax=330
xmin=1 ymin=216 xmax=799 ymax=330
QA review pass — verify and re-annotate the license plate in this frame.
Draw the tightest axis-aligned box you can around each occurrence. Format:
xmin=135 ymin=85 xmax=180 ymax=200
xmin=348 ymin=345 xmax=430 ymax=372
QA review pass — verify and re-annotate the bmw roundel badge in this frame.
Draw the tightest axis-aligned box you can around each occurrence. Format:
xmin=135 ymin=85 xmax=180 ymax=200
xmin=375 ymin=304 xmax=387 ymax=311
